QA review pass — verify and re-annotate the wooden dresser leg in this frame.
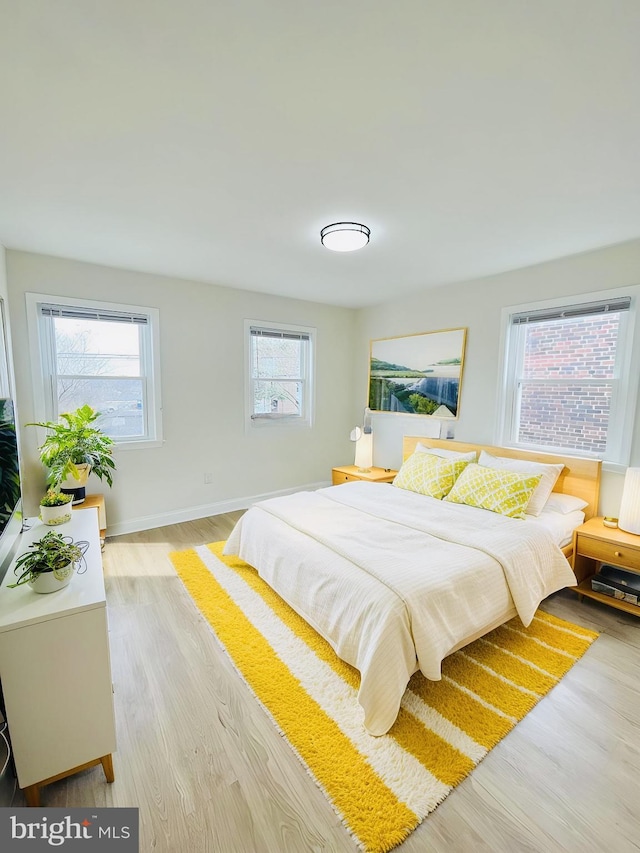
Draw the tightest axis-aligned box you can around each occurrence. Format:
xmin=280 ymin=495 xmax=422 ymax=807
xmin=100 ymin=754 xmax=115 ymax=783
xmin=23 ymin=784 xmax=41 ymax=807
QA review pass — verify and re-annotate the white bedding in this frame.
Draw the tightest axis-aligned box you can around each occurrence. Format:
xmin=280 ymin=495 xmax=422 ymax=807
xmin=224 ymin=481 xmax=577 ymax=735
xmin=525 ymin=508 xmax=585 ymax=548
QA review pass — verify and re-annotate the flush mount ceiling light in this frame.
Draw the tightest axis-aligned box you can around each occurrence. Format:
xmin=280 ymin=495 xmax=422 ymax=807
xmin=320 ymin=222 xmax=370 ymax=252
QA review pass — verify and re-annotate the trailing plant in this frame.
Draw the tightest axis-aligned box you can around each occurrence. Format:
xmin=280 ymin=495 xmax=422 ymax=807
xmin=8 ymin=531 xmax=89 ymax=588
xmin=28 ymin=404 xmax=116 ymax=489
xmin=40 ymin=489 xmax=73 ymax=508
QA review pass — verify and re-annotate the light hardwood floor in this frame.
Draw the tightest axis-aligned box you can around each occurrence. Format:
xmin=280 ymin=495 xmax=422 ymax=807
xmin=11 ymin=513 xmax=640 ymax=853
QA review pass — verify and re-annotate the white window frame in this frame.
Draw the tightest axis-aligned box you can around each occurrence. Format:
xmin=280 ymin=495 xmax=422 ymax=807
xmin=496 ymin=286 xmax=640 ymax=471
xmin=26 ymin=292 xmax=163 ymax=450
xmin=0 ymin=298 xmax=12 ymax=398
xmin=245 ymin=319 xmax=315 ymax=431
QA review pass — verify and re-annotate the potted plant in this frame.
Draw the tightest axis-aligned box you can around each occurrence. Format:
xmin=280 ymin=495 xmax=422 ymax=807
xmin=7 ymin=530 xmax=89 ymax=594
xmin=39 ymin=489 xmax=73 ymax=526
xmin=28 ymin=404 xmax=116 ymax=504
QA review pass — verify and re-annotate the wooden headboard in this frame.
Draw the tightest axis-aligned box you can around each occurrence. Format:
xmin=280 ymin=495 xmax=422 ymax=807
xmin=402 ymin=437 xmax=601 ymax=520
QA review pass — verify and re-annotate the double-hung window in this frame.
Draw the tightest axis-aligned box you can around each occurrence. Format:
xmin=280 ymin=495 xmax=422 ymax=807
xmin=27 ymin=293 xmax=162 ymax=447
xmin=246 ymin=320 xmax=315 ymax=428
xmin=498 ymin=290 xmax=640 ymax=467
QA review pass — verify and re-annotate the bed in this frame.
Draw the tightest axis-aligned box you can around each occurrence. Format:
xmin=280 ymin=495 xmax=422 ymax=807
xmin=223 ymin=438 xmax=601 ymax=735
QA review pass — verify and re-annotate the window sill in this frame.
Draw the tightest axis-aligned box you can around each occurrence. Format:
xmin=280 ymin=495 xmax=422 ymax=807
xmin=248 ymin=417 xmax=312 ymax=431
xmin=602 ymin=461 xmax=627 ymax=475
xmin=113 ymin=438 xmax=163 ymax=451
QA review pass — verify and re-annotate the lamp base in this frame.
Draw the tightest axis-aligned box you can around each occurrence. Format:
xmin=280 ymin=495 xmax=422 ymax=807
xmin=618 ymin=522 xmax=640 ymax=535
xmin=357 ymin=467 xmax=372 ymax=474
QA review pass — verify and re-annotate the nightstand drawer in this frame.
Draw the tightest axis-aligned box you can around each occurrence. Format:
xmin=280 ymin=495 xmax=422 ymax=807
xmin=577 ymin=537 xmax=640 ymax=573
xmin=332 ymin=471 xmax=360 ymax=485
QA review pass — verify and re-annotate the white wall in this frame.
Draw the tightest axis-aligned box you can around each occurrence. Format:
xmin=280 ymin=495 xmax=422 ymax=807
xmin=8 ymin=238 xmax=640 ymax=530
xmin=355 ymin=238 xmax=640 ymax=516
xmin=6 ymin=250 xmax=357 ymax=534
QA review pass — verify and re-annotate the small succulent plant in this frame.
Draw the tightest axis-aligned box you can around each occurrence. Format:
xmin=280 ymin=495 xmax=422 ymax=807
xmin=39 ymin=489 xmax=73 ymax=507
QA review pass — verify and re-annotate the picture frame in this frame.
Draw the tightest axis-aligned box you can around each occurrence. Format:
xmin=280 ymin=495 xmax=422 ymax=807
xmin=369 ymin=327 xmax=467 ymax=418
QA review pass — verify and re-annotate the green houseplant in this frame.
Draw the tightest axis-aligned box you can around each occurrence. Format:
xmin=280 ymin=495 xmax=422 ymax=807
xmin=8 ymin=530 xmax=89 ymax=593
xmin=28 ymin=404 xmax=116 ymax=497
xmin=39 ymin=488 xmax=73 ymax=526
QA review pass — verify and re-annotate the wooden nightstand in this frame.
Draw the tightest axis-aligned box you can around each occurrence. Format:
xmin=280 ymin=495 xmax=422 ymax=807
xmin=73 ymin=494 xmax=107 ymax=549
xmin=572 ymin=516 xmax=640 ymax=616
xmin=332 ymin=465 xmax=398 ymax=485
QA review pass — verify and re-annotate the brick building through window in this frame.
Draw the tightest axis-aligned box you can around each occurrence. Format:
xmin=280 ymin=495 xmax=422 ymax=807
xmin=501 ymin=295 xmax=635 ymax=462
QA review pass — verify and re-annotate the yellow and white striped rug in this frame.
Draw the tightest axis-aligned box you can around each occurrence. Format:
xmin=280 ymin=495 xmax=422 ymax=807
xmin=170 ymin=542 xmax=598 ymax=853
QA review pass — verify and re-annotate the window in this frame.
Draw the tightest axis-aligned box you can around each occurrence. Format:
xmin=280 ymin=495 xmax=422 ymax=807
xmin=246 ymin=321 xmax=315 ymax=428
xmin=27 ymin=294 xmax=162 ymax=447
xmin=498 ymin=291 xmax=640 ymax=467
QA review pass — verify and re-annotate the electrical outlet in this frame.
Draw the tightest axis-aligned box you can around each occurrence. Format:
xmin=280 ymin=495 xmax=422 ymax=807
xmin=204 ymin=473 xmax=213 ymax=484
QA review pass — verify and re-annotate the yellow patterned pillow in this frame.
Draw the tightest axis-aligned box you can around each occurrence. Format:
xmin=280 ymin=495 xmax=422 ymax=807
xmin=393 ymin=452 xmax=470 ymax=499
xmin=443 ymin=463 xmax=542 ymax=519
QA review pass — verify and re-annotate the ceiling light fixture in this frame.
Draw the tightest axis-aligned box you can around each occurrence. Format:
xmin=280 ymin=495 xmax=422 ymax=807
xmin=320 ymin=222 xmax=370 ymax=252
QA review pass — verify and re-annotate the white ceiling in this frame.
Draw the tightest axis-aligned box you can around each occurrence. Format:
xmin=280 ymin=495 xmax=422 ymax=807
xmin=1 ymin=1 xmax=639 ymax=308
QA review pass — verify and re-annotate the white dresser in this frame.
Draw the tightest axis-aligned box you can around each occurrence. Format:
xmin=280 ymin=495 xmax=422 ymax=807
xmin=0 ymin=510 xmax=116 ymax=806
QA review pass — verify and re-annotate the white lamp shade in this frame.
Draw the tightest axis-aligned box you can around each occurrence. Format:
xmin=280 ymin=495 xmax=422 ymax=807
xmin=354 ymin=432 xmax=373 ymax=472
xmin=618 ymin=467 xmax=640 ymax=534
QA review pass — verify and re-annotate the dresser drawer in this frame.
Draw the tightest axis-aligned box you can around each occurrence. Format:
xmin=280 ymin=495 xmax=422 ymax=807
xmin=577 ymin=536 xmax=640 ymax=573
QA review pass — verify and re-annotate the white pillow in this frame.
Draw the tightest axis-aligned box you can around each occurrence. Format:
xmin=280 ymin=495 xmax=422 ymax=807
xmin=416 ymin=443 xmax=477 ymax=462
xmin=542 ymin=492 xmax=589 ymax=514
xmin=477 ymin=451 xmax=564 ymax=517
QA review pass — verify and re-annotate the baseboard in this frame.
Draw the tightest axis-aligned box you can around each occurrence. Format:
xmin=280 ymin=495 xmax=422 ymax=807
xmin=107 ymin=480 xmax=331 ymax=537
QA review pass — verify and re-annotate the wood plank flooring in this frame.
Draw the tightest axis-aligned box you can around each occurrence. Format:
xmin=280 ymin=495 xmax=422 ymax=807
xmin=11 ymin=512 xmax=640 ymax=852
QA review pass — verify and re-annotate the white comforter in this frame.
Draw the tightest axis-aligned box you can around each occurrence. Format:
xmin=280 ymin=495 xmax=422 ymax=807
xmin=223 ymin=482 xmax=576 ymax=735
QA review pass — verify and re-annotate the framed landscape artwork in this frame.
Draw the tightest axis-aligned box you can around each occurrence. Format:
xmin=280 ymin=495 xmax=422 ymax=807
xmin=369 ymin=327 xmax=467 ymax=418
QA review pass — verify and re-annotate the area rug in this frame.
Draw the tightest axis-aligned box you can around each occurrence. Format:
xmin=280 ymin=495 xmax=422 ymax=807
xmin=169 ymin=542 xmax=598 ymax=853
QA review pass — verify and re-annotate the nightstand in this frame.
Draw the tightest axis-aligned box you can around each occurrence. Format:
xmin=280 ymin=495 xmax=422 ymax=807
xmin=332 ymin=465 xmax=398 ymax=485
xmin=73 ymin=494 xmax=107 ymax=549
xmin=572 ymin=516 xmax=640 ymax=616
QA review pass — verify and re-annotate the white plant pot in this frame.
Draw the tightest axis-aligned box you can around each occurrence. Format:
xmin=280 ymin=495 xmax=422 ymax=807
xmin=62 ymin=464 xmax=91 ymax=489
xmin=28 ymin=562 xmax=75 ymax=594
xmin=61 ymin=464 xmax=92 ymax=505
xmin=40 ymin=503 xmax=72 ymax=526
